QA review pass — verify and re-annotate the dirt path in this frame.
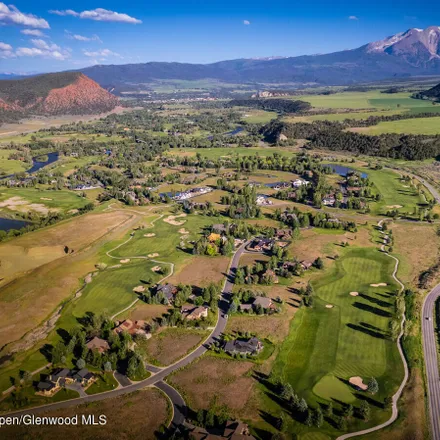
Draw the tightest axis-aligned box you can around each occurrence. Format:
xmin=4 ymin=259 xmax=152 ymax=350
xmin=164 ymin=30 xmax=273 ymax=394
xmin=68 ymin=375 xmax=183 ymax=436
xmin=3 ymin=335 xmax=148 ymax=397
xmin=337 ymin=219 xmax=408 ymax=440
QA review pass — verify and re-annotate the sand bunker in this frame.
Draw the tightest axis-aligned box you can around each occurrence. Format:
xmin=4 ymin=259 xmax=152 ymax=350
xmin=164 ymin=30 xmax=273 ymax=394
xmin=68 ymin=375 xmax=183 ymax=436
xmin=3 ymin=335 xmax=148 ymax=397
xmin=148 ymin=253 xmax=159 ymax=258
xmin=144 ymin=233 xmax=156 ymax=237
xmin=120 ymin=259 xmax=130 ymax=263
xmin=109 ymin=264 xmax=121 ymax=269
xmin=349 ymin=292 xmax=359 ymax=296
xmin=68 ymin=209 xmax=79 ymax=214
xmin=0 ymin=196 xmax=28 ymax=208
xmin=84 ymin=273 xmax=93 ymax=284
xmin=178 ymin=228 xmax=189 ymax=234
xmin=133 ymin=285 xmax=146 ymax=293
xmin=0 ymin=196 xmax=58 ymax=215
xmin=325 ymin=304 xmax=334 ymax=309
xmin=386 ymin=205 xmax=402 ymax=209
xmin=163 ymin=213 xmax=187 ymax=226
xmin=349 ymin=376 xmax=368 ymax=391
xmin=151 ymin=265 xmax=162 ymax=272
xmin=40 ymin=197 xmax=53 ymax=201
xmin=370 ymin=283 xmax=387 ymax=287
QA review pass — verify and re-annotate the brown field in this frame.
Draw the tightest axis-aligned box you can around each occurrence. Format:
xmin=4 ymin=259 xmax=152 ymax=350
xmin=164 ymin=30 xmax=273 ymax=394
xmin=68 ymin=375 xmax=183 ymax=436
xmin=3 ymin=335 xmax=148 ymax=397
xmin=392 ymin=222 xmax=439 ymax=285
xmin=239 ymin=253 xmax=270 ymax=267
xmin=170 ymin=356 xmax=256 ymax=412
xmin=0 ymin=388 xmax=169 ymax=440
xmin=124 ymin=303 xmax=171 ymax=322
xmin=290 ymin=227 xmax=372 ymax=263
xmin=145 ymin=328 xmax=207 ymax=366
xmin=168 ymin=255 xmax=230 ymax=287
xmin=0 ymin=210 xmax=140 ymax=349
xmin=0 ymin=211 xmax=132 ymax=285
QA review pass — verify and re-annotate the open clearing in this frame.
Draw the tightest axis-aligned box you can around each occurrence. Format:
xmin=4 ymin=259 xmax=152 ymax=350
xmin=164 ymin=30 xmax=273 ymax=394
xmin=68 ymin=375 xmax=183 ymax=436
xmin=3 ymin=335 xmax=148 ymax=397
xmin=0 ymin=388 xmax=169 ymax=439
xmin=0 ymin=211 xmax=131 ymax=285
xmin=144 ymin=328 xmax=208 ymax=366
xmin=170 ymin=356 xmax=256 ymax=412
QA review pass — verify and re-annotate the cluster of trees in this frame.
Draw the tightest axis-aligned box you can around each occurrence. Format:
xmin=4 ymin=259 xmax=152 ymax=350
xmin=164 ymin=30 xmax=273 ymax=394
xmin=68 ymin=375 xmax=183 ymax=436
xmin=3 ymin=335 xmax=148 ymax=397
xmin=235 ymin=257 xmax=280 ymax=286
xmin=193 ymin=234 xmax=235 ymax=256
xmin=50 ymin=312 xmax=147 ymax=381
xmin=263 ymin=120 xmax=440 ymax=161
xmin=273 ymin=207 xmax=357 ymax=232
xmin=221 ymin=185 xmax=261 ymax=219
xmin=227 ymin=98 xmax=312 ymax=114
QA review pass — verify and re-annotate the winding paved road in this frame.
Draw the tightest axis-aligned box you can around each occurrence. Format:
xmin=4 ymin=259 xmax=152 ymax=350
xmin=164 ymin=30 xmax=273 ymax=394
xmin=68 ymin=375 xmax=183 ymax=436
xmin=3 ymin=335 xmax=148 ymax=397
xmin=155 ymin=381 xmax=187 ymax=429
xmin=422 ymin=283 xmax=440 ymax=440
xmin=1 ymin=240 xmax=249 ymax=420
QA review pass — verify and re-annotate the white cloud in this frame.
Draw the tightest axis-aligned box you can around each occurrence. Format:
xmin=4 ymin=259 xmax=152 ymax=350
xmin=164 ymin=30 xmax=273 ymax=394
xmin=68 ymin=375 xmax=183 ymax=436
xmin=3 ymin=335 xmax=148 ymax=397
xmin=65 ymin=30 xmax=102 ymax=43
xmin=48 ymin=9 xmax=78 ymax=17
xmin=0 ymin=41 xmax=15 ymax=58
xmin=348 ymin=15 xmax=359 ymax=20
xmin=16 ymin=45 xmax=70 ymax=60
xmin=0 ymin=42 xmax=12 ymax=51
xmin=49 ymin=8 xmax=141 ymax=24
xmin=21 ymin=28 xmax=46 ymax=37
xmin=31 ymin=39 xmax=61 ymax=51
xmin=83 ymin=48 xmax=120 ymax=58
xmin=243 ymin=20 xmax=251 ymax=25
xmin=0 ymin=3 xmax=50 ymax=29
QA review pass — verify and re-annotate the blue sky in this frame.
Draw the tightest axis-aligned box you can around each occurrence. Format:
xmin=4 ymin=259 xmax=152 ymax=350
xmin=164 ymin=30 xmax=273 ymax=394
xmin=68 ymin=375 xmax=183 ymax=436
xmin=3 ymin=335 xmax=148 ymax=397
xmin=0 ymin=0 xmax=439 ymax=73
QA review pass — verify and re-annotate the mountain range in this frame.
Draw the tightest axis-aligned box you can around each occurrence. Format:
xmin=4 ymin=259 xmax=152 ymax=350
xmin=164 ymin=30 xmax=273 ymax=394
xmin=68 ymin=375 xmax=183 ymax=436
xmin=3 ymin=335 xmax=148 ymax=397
xmin=79 ymin=26 xmax=440 ymax=88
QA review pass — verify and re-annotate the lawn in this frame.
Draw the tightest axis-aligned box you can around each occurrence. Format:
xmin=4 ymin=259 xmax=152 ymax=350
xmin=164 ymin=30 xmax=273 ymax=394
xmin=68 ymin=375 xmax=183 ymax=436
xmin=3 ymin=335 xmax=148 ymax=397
xmin=56 ymin=260 xmax=163 ymax=331
xmin=85 ymin=372 xmax=119 ymax=395
xmin=350 ymin=116 xmax=440 ymax=135
xmin=266 ymin=247 xmax=404 ymax=438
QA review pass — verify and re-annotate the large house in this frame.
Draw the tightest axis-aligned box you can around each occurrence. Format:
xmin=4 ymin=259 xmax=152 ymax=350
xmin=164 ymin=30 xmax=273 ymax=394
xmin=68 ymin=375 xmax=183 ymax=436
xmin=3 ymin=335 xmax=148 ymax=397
xmin=114 ymin=319 xmax=152 ymax=338
xmin=73 ymin=369 xmax=95 ymax=387
xmin=86 ymin=336 xmax=110 ymax=353
xmin=248 ymin=238 xmax=274 ymax=252
xmin=36 ymin=380 xmax=59 ymax=397
xmin=239 ymin=296 xmax=274 ymax=312
xmin=224 ymin=337 xmax=264 ymax=356
xmin=181 ymin=305 xmax=209 ymax=321
xmin=156 ymin=283 xmax=178 ymax=302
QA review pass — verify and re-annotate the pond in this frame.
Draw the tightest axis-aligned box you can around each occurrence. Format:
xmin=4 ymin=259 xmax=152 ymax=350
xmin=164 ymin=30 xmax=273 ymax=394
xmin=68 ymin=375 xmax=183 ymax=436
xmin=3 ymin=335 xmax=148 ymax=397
xmin=27 ymin=152 xmax=59 ymax=174
xmin=323 ymin=164 xmax=368 ymax=179
xmin=0 ymin=217 xmax=29 ymax=232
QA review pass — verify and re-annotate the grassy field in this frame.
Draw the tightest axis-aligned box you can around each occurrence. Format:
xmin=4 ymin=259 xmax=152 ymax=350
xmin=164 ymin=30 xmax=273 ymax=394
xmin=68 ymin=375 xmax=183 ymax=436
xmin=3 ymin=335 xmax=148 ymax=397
xmin=350 ymin=116 xmax=440 ymax=135
xmin=0 ymin=149 xmax=28 ymax=174
xmin=365 ymin=168 xmax=428 ymax=215
xmin=293 ymin=91 xmax=438 ymax=111
xmin=262 ymin=247 xmax=404 ymax=438
xmin=242 ymin=109 xmax=278 ymax=124
xmin=0 ymin=187 xmax=91 ymax=214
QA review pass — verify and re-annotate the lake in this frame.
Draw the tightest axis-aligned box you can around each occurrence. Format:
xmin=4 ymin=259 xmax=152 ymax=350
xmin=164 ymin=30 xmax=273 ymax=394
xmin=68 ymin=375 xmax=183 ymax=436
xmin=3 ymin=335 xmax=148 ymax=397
xmin=323 ymin=164 xmax=368 ymax=179
xmin=0 ymin=217 xmax=29 ymax=232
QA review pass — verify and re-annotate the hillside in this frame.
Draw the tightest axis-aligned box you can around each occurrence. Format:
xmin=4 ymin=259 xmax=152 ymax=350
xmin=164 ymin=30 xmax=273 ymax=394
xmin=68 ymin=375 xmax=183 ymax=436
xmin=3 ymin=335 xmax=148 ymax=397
xmin=0 ymin=72 xmax=118 ymax=118
xmin=417 ymin=82 xmax=440 ymax=100
xmin=79 ymin=26 xmax=440 ymax=89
